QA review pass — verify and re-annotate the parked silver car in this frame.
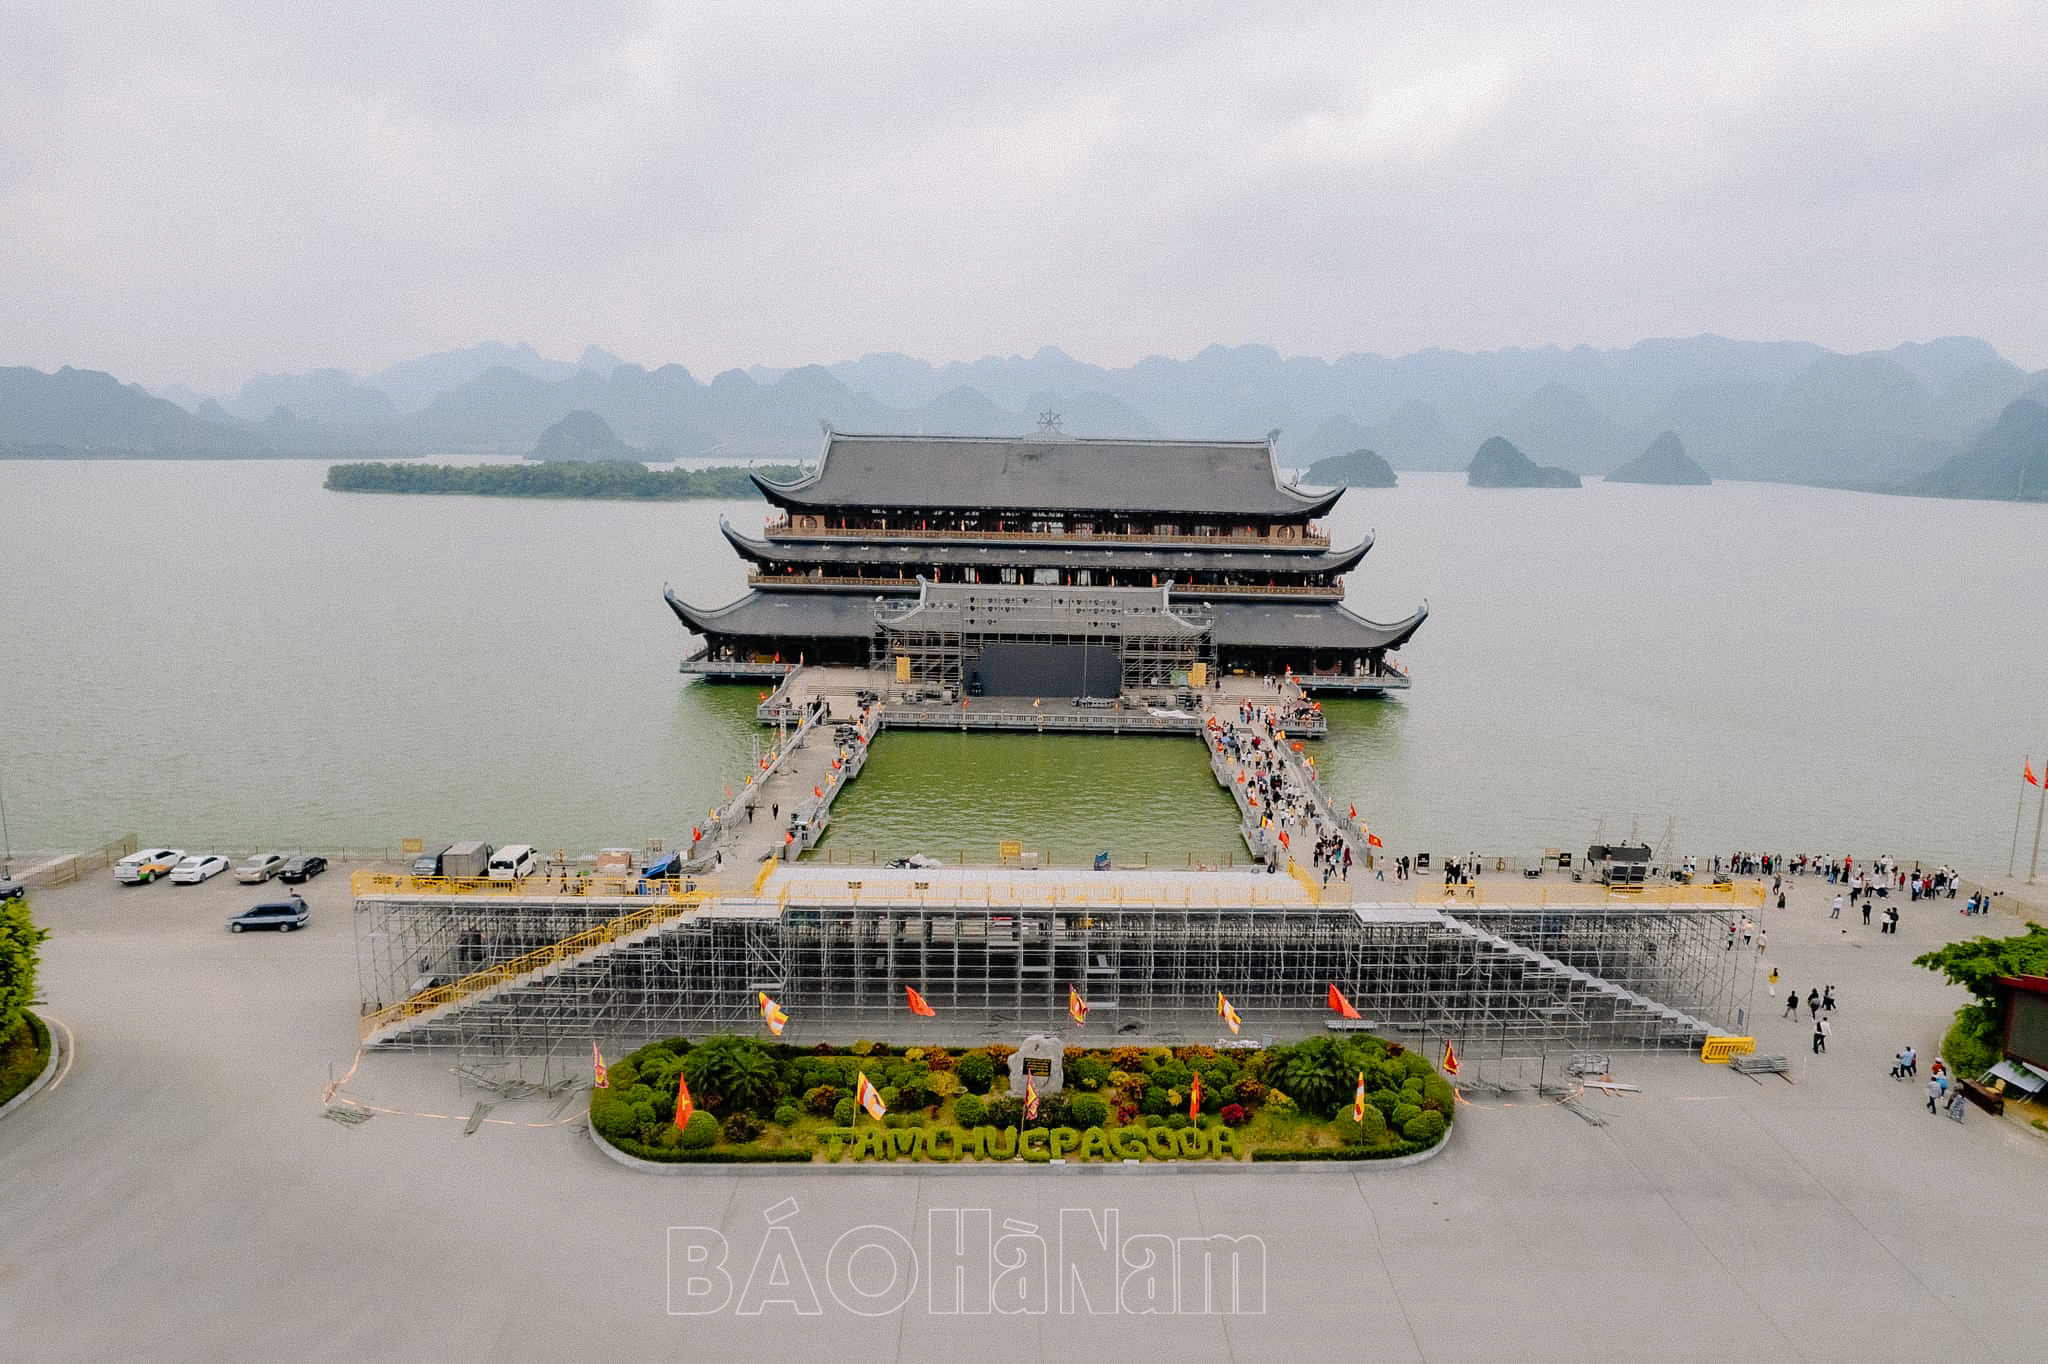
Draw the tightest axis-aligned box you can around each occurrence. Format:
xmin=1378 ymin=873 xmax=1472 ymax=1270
xmin=234 ymin=853 xmax=288 ymax=884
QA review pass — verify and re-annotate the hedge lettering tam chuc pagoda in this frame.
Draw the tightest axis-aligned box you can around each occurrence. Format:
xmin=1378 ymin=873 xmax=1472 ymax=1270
xmin=665 ymin=427 xmax=1426 ymax=696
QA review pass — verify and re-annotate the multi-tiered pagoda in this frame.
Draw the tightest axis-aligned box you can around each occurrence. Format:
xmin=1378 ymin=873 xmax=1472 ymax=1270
xmin=665 ymin=429 xmax=1426 ymax=693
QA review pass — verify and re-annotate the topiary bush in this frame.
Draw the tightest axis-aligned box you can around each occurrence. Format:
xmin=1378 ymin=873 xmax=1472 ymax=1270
xmin=953 ymin=1094 xmax=986 ymax=1127
xmin=679 ymin=1110 xmax=719 ymax=1150
xmin=956 ymin=1051 xmax=997 ymax=1093
xmin=721 ymin=1113 xmax=763 ymax=1144
xmin=832 ymin=1096 xmax=855 ymax=1125
xmin=804 ymin=1083 xmax=841 ymax=1115
xmin=1219 ymin=1103 xmax=1248 ymax=1127
xmin=1068 ymin=1094 xmax=1109 ymax=1127
xmin=1391 ymin=1102 xmax=1422 ymax=1130
xmin=1403 ymin=1109 xmax=1447 ymax=1144
xmin=773 ymin=1102 xmax=802 ymax=1127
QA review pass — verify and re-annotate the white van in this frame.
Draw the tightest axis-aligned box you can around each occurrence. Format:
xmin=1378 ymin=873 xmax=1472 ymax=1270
xmin=487 ymin=844 xmax=540 ymax=881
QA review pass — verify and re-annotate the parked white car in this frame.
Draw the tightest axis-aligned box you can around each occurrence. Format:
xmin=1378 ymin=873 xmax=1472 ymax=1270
xmin=114 ymin=848 xmax=186 ymax=885
xmin=169 ymin=854 xmax=231 ymax=884
xmin=234 ymin=853 xmax=288 ymax=884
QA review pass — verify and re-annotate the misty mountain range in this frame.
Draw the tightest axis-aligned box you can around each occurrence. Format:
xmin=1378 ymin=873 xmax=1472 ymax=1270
xmin=4 ymin=335 xmax=2046 ymax=498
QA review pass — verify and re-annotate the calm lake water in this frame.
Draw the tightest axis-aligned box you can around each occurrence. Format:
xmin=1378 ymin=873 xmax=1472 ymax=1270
xmin=2 ymin=459 xmax=2044 ymax=869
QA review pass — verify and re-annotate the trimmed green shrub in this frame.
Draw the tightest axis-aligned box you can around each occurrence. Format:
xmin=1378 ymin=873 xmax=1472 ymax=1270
xmin=1404 ymin=1110 xmax=1447 ymax=1144
xmin=590 ymin=1094 xmax=638 ymax=1140
xmin=679 ymin=1110 xmax=719 ymax=1150
xmin=773 ymin=1102 xmax=802 ymax=1126
xmin=956 ymin=1051 xmax=997 ymax=1092
xmin=1069 ymin=1094 xmax=1109 ymax=1128
xmin=1391 ymin=1102 xmax=1422 ymax=1129
xmin=1068 ymin=1056 xmax=1110 ymax=1090
xmin=832 ymin=1097 xmax=855 ymax=1126
xmin=953 ymin=1094 xmax=987 ymax=1127
xmin=981 ymin=1096 xmax=1022 ymax=1129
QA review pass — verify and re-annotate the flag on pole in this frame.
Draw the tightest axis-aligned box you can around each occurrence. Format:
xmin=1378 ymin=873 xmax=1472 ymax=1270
xmin=1188 ymin=1070 xmax=1203 ymax=1119
xmin=904 ymin=986 xmax=937 ymax=1017
xmin=2029 ymin=758 xmax=2040 ymax=787
xmin=1348 ymin=804 xmax=1357 ymax=820
xmin=674 ymin=1071 xmax=695 ymax=1131
xmin=591 ymin=1041 xmax=609 ymax=1090
xmin=1024 ymin=1075 xmax=1040 ymax=1121
xmin=1441 ymin=1040 xmax=1460 ymax=1078
xmin=1367 ymin=832 xmax=1384 ymax=848
xmin=758 ymin=991 xmax=788 ymax=1037
xmin=1217 ymin=992 xmax=1242 ymax=1036
xmin=1327 ymin=983 xmax=1361 ymax=1020
xmin=1353 ymin=1070 xmax=1367 ymax=1123
xmin=855 ymin=1070 xmax=886 ymax=1120
xmin=1068 ymin=985 xmax=1089 ymax=1028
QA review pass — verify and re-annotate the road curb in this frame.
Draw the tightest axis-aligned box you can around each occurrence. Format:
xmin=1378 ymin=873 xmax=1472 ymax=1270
xmin=587 ymin=1110 xmax=1453 ymax=1175
xmin=0 ymin=1012 xmax=61 ymax=1122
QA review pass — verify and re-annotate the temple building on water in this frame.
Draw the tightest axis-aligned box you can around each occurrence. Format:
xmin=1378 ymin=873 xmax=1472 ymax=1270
xmin=665 ymin=427 xmax=1427 ymax=696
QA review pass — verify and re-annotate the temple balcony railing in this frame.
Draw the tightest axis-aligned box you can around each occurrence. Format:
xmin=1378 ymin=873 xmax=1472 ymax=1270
xmin=746 ymin=572 xmax=1346 ymax=600
xmin=757 ymin=519 xmax=1331 ymax=550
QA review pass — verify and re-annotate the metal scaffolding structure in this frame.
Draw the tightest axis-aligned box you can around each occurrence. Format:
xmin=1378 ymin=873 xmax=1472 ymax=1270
xmin=872 ymin=581 xmax=1215 ymax=695
xmin=358 ymin=889 xmax=1758 ymax=1058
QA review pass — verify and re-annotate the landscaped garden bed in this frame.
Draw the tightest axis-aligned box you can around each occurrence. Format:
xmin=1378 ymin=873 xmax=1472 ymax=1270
xmin=588 ymin=1033 xmax=1453 ymax=1165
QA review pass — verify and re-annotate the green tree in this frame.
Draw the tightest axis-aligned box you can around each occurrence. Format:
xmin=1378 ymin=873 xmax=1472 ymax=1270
xmin=0 ymin=897 xmax=49 ymax=1044
xmin=683 ymin=1035 xmax=781 ymax=1115
xmin=1915 ymin=924 xmax=2048 ymax=1078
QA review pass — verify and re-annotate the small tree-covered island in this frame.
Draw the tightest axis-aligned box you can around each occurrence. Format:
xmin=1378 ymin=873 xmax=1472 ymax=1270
xmin=589 ymin=1033 xmax=1455 ymax=1166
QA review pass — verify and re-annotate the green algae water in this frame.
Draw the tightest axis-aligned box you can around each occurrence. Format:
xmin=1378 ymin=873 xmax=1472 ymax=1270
xmin=808 ymin=731 xmax=1245 ymax=866
xmin=4 ymin=458 xmax=2048 ymax=868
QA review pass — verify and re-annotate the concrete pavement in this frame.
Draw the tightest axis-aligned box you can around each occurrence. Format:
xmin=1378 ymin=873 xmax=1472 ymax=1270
xmin=2 ymin=862 xmax=2042 ymax=1363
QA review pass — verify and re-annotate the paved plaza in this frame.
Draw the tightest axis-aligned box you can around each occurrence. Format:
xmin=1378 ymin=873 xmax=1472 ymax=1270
xmin=3 ymin=865 xmax=2043 ymax=1363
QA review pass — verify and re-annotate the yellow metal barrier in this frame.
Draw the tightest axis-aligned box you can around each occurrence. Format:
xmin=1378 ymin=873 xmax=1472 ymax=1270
xmin=359 ymin=891 xmax=712 ymax=1039
xmin=350 ymin=869 xmax=705 ymax=900
xmin=1700 ymin=1036 xmax=1758 ymax=1064
xmin=1419 ymin=880 xmax=1767 ymax=909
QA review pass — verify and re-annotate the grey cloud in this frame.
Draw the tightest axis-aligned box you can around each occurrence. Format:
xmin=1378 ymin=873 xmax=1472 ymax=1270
xmin=1 ymin=0 xmax=2044 ymax=390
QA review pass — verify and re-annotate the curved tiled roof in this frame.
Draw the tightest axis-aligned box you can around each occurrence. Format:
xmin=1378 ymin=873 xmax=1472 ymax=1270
xmin=753 ymin=432 xmax=1342 ymax=518
xmin=720 ymin=521 xmax=1370 ymax=576
xmin=666 ymin=586 xmax=1427 ymax=652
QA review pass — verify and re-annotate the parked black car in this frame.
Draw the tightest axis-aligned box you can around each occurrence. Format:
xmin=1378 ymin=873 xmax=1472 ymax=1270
xmin=278 ymin=854 xmax=328 ymax=884
xmin=228 ymin=897 xmax=309 ymax=932
xmin=0 ymin=877 xmax=25 ymax=902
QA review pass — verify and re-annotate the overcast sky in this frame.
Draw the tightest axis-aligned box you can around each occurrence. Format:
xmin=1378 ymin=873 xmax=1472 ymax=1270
xmin=3 ymin=1 xmax=2045 ymax=390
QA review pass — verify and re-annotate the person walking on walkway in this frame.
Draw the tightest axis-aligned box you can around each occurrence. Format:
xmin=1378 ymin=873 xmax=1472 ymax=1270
xmin=1784 ymin=989 xmax=1799 ymax=1018
xmin=1822 ymin=985 xmax=1836 ymax=1013
xmin=1927 ymin=1073 xmax=1946 ymax=1113
xmin=1862 ymin=900 xmax=1871 ymax=926
xmin=1813 ymin=1016 xmax=1830 ymax=1054
xmin=1807 ymin=987 xmax=1821 ymax=1019
xmin=1903 ymin=1045 xmax=1917 ymax=1077
xmin=1832 ymin=893 xmax=1843 ymax=919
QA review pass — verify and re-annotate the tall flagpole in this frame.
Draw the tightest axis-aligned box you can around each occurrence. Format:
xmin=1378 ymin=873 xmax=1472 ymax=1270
xmin=2031 ymin=776 xmax=2047 ymax=885
xmin=2015 ymin=757 xmax=2031 ymax=878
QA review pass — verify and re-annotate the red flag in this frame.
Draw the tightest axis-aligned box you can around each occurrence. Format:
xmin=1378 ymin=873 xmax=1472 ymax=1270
xmin=1024 ymin=1075 xmax=1040 ymax=1121
xmin=1348 ymin=804 xmax=1357 ymax=820
xmin=591 ymin=1041 xmax=609 ymax=1090
xmin=1367 ymin=833 xmax=1384 ymax=848
xmin=2029 ymin=758 xmax=2040 ymax=787
xmin=1188 ymin=1071 xmax=1203 ymax=1119
xmin=1327 ymin=983 xmax=1361 ymax=1020
xmin=1441 ymin=1041 xmax=1460 ymax=1078
xmin=674 ymin=1072 xmax=695 ymax=1130
xmin=905 ymin=986 xmax=937 ymax=1017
